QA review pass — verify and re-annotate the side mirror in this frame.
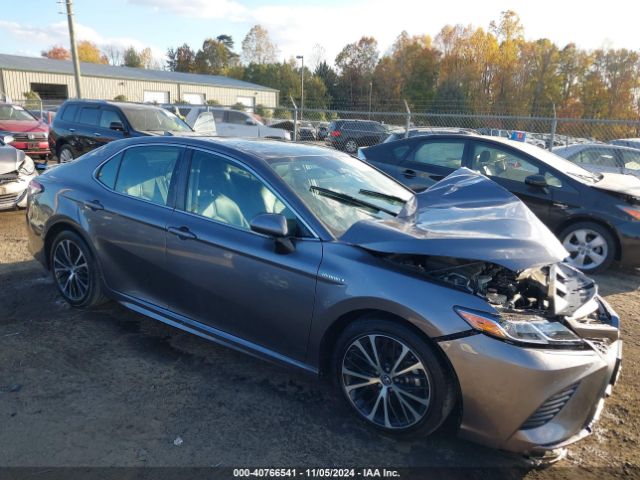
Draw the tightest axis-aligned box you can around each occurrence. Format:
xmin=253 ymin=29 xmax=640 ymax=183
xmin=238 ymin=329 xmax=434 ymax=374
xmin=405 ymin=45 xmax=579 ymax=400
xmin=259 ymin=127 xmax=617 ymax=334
xmin=2 ymin=135 xmax=15 ymax=145
xmin=109 ymin=121 xmax=125 ymax=132
xmin=525 ymin=174 xmax=548 ymax=188
xmin=250 ymin=213 xmax=294 ymax=254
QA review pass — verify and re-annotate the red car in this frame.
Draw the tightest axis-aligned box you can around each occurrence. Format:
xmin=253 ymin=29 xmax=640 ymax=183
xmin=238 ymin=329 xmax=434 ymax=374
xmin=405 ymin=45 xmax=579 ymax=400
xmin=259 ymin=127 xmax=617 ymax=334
xmin=0 ymin=103 xmax=50 ymax=159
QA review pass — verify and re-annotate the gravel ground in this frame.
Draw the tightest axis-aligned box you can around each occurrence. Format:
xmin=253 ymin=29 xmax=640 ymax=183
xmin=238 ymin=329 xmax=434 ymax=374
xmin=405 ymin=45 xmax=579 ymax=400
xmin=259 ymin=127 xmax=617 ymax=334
xmin=1 ymin=209 xmax=639 ymax=478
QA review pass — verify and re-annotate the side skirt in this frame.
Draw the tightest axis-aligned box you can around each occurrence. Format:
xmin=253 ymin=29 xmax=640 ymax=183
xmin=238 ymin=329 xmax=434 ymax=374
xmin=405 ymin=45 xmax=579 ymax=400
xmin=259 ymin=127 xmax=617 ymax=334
xmin=112 ymin=292 xmax=319 ymax=376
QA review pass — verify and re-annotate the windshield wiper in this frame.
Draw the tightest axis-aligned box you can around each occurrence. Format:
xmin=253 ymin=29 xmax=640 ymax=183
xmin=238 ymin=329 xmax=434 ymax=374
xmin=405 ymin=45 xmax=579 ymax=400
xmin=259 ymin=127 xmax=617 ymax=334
xmin=358 ymin=189 xmax=407 ymax=205
xmin=309 ymin=186 xmax=398 ymax=216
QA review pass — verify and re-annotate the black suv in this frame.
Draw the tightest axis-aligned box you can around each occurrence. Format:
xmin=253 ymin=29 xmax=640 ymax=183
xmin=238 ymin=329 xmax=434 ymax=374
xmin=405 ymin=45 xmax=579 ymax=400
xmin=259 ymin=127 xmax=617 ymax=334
xmin=325 ymin=119 xmax=390 ymax=153
xmin=49 ymin=100 xmax=194 ymax=163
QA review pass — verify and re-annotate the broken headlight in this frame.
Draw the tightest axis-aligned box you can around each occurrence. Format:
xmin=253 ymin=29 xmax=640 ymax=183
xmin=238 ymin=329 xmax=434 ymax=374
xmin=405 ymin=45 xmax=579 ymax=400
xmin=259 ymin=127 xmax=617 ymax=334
xmin=455 ymin=307 xmax=583 ymax=347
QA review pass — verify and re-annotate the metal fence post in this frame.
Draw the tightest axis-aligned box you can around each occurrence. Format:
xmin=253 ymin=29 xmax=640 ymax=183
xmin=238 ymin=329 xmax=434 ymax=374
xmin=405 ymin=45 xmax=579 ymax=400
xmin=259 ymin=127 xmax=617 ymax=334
xmin=290 ymin=96 xmax=298 ymax=142
xmin=549 ymin=104 xmax=557 ymax=151
xmin=403 ymin=100 xmax=411 ymax=138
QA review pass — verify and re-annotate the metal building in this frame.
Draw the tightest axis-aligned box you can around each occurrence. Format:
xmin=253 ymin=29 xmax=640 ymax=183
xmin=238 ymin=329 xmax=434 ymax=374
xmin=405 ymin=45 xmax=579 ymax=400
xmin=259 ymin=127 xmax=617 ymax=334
xmin=0 ymin=53 xmax=279 ymax=109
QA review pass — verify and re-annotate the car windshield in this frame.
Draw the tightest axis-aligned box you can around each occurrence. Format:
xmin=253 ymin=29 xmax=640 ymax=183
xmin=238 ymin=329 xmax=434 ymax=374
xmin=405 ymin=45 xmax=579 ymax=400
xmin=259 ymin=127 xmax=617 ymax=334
xmin=120 ymin=106 xmax=192 ymax=132
xmin=0 ymin=104 xmax=36 ymax=121
xmin=268 ymin=151 xmax=414 ymax=236
xmin=510 ymin=140 xmax=603 ymax=182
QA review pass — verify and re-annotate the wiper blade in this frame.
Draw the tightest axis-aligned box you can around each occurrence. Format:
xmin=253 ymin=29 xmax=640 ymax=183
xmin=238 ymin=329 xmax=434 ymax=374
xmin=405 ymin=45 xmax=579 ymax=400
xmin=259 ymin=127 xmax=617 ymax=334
xmin=358 ymin=189 xmax=406 ymax=205
xmin=309 ymin=186 xmax=398 ymax=216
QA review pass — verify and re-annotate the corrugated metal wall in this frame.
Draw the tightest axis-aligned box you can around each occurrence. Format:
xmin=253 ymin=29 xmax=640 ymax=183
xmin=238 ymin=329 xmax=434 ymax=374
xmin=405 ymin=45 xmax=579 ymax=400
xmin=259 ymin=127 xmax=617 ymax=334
xmin=0 ymin=69 xmax=278 ymax=107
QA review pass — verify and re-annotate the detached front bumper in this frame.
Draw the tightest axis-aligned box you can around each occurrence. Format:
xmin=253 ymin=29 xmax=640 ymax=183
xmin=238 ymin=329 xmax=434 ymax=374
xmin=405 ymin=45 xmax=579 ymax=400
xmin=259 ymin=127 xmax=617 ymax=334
xmin=439 ymin=296 xmax=621 ymax=455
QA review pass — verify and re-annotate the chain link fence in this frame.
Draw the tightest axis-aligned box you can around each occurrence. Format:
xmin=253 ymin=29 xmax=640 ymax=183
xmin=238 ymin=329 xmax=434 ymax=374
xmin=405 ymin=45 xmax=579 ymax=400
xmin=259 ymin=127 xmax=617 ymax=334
xmin=6 ymin=95 xmax=640 ymax=152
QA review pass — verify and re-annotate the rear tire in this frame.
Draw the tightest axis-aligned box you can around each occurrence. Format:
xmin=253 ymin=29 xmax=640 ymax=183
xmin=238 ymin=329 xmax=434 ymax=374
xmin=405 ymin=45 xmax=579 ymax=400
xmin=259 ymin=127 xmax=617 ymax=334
xmin=57 ymin=145 xmax=75 ymax=163
xmin=559 ymin=222 xmax=615 ymax=273
xmin=344 ymin=139 xmax=358 ymax=154
xmin=50 ymin=230 xmax=108 ymax=307
xmin=332 ymin=317 xmax=456 ymax=437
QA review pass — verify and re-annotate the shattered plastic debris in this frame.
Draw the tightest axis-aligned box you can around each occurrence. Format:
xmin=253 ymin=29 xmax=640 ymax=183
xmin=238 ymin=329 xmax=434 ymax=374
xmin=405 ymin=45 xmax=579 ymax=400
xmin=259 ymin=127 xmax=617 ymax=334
xmin=173 ymin=436 xmax=183 ymax=446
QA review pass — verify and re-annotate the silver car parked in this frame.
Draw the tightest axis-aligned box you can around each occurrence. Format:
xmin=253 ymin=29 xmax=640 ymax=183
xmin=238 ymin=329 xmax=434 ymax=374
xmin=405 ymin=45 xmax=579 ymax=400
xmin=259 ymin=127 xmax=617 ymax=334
xmin=0 ymin=134 xmax=37 ymax=209
xmin=554 ymin=143 xmax=640 ymax=179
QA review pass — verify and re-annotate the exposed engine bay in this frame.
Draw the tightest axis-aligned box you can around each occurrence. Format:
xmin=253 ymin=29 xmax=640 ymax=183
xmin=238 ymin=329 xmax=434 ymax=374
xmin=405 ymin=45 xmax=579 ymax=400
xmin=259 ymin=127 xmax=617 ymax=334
xmin=381 ymin=254 xmax=618 ymax=343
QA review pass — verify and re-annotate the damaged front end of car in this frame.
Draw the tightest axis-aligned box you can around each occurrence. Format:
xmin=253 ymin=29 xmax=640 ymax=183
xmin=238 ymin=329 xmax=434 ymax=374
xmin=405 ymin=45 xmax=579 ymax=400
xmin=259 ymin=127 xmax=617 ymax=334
xmin=0 ymin=144 xmax=37 ymax=210
xmin=340 ymin=168 xmax=622 ymax=459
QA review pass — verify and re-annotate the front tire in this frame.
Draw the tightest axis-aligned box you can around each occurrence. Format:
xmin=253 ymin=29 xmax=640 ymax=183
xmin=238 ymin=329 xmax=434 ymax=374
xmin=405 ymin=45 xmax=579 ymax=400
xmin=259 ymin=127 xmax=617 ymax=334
xmin=559 ymin=222 xmax=615 ymax=273
xmin=332 ymin=317 xmax=456 ymax=437
xmin=50 ymin=231 xmax=108 ymax=307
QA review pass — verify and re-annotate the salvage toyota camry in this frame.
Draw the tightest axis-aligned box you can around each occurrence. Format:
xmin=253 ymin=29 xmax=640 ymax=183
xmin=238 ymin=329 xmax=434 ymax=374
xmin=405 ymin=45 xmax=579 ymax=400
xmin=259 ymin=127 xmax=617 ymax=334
xmin=25 ymin=137 xmax=621 ymax=460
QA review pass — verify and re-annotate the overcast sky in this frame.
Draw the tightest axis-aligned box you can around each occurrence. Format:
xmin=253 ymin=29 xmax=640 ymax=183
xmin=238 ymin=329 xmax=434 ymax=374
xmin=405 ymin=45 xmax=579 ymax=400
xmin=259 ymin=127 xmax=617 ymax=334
xmin=0 ymin=0 xmax=638 ymax=68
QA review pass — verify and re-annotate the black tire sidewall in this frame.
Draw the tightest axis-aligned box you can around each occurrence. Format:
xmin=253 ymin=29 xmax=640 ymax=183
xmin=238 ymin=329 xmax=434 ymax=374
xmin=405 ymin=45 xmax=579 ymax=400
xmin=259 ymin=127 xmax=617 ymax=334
xmin=332 ymin=317 xmax=455 ymax=437
xmin=559 ymin=221 xmax=616 ymax=273
xmin=58 ymin=145 xmax=75 ymax=164
xmin=50 ymin=231 xmax=102 ymax=307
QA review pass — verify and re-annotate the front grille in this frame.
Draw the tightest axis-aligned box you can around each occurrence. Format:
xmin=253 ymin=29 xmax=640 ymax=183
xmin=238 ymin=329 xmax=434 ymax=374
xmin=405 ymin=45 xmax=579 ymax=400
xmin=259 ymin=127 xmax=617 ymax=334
xmin=11 ymin=132 xmax=47 ymax=140
xmin=521 ymin=383 xmax=579 ymax=430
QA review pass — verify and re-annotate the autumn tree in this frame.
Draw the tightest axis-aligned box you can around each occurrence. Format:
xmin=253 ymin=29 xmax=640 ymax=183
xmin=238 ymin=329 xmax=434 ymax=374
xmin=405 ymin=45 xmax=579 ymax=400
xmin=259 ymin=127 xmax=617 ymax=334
xmin=241 ymin=25 xmax=278 ymax=65
xmin=77 ymin=41 xmax=108 ymax=64
xmin=42 ymin=45 xmax=70 ymax=60
xmin=194 ymin=36 xmax=239 ymax=75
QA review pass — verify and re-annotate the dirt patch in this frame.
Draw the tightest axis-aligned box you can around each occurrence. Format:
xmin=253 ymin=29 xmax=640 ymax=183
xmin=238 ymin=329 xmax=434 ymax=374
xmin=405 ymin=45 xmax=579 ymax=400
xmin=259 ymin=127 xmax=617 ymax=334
xmin=1 ymin=209 xmax=639 ymax=477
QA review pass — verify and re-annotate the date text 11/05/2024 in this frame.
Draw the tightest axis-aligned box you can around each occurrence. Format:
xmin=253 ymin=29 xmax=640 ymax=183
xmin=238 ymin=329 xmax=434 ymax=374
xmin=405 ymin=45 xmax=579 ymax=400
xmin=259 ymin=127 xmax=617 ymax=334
xmin=233 ymin=469 xmax=401 ymax=478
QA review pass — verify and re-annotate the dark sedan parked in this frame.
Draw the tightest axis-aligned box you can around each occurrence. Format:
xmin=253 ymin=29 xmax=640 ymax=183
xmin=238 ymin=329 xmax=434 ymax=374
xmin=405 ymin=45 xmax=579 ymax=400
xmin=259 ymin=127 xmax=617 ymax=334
xmin=26 ymin=137 xmax=621 ymax=459
xmin=359 ymin=134 xmax=640 ymax=272
xmin=269 ymin=120 xmax=317 ymax=141
xmin=48 ymin=100 xmax=194 ymax=163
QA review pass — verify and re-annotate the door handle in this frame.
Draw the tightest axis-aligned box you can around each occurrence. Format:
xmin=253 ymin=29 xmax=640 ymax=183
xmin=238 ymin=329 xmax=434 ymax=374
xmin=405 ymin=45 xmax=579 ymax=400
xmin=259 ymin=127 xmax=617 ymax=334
xmin=69 ymin=128 xmax=75 ymax=132
xmin=168 ymin=226 xmax=197 ymax=240
xmin=93 ymin=132 xmax=101 ymax=136
xmin=552 ymin=202 xmax=569 ymax=209
xmin=83 ymin=199 xmax=104 ymax=211
xmin=402 ymin=169 xmax=416 ymax=178
xmin=430 ymin=175 xmax=444 ymax=181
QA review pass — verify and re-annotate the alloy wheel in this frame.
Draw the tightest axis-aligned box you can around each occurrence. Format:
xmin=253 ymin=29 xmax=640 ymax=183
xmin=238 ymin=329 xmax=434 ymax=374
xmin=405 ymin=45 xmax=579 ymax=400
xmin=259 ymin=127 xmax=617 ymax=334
xmin=562 ymin=228 xmax=608 ymax=270
xmin=345 ymin=140 xmax=358 ymax=153
xmin=53 ymin=239 xmax=90 ymax=301
xmin=59 ymin=148 xmax=74 ymax=163
xmin=341 ymin=334 xmax=431 ymax=430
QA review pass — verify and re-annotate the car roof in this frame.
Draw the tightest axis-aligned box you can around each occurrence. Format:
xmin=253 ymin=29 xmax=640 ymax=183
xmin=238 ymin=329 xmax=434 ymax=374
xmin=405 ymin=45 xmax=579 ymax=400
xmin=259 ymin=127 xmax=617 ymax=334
xmin=109 ymin=135 xmax=336 ymax=160
xmin=64 ymin=100 xmax=171 ymax=111
xmin=556 ymin=143 xmax=640 ymax=154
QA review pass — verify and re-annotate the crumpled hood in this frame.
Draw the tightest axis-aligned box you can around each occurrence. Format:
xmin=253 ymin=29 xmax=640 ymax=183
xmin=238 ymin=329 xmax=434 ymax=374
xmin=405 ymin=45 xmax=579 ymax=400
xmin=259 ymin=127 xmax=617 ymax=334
xmin=593 ymin=172 xmax=640 ymax=197
xmin=0 ymin=145 xmax=24 ymax=175
xmin=340 ymin=168 xmax=569 ymax=271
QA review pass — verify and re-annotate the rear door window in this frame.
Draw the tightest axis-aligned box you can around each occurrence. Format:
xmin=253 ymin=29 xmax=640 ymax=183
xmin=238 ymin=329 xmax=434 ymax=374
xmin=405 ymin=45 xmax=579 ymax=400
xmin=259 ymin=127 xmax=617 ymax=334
xmin=114 ymin=146 xmax=182 ymax=206
xmin=61 ymin=104 xmax=79 ymax=122
xmin=410 ymin=141 xmax=465 ymax=168
xmin=78 ymin=107 xmax=100 ymax=126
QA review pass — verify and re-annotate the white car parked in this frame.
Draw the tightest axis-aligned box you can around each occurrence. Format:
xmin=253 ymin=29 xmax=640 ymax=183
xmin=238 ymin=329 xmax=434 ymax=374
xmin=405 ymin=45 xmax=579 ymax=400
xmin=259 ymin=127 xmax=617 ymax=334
xmin=171 ymin=106 xmax=290 ymax=140
xmin=0 ymin=135 xmax=38 ymax=210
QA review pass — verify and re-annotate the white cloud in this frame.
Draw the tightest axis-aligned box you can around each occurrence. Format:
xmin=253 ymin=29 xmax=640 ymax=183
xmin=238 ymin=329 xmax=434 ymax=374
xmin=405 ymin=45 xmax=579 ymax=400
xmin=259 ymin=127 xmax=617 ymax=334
xmin=0 ymin=19 xmax=165 ymax=65
xmin=128 ymin=0 xmax=247 ymax=20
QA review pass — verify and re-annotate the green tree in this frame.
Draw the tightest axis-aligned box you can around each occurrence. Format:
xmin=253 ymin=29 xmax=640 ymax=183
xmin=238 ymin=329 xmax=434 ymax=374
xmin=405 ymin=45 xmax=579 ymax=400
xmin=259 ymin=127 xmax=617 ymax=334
xmin=167 ymin=43 xmax=196 ymax=72
xmin=123 ymin=46 xmax=142 ymax=68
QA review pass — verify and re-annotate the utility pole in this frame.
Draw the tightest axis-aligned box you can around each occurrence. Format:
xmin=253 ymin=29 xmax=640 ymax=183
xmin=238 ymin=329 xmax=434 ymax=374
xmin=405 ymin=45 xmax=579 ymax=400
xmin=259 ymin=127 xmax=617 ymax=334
xmin=296 ymin=55 xmax=304 ymax=120
xmin=368 ymin=81 xmax=373 ymax=120
xmin=64 ymin=0 xmax=82 ymax=98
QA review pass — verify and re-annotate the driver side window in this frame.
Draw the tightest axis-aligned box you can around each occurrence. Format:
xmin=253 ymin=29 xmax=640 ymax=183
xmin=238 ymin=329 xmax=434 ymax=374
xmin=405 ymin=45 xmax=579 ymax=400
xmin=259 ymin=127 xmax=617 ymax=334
xmin=185 ymin=150 xmax=307 ymax=236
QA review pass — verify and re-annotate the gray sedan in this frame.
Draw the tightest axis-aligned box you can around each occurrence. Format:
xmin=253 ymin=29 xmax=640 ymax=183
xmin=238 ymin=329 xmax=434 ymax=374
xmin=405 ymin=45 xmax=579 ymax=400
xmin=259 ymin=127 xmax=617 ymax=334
xmin=25 ymin=137 xmax=621 ymax=461
xmin=554 ymin=143 xmax=640 ymax=179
